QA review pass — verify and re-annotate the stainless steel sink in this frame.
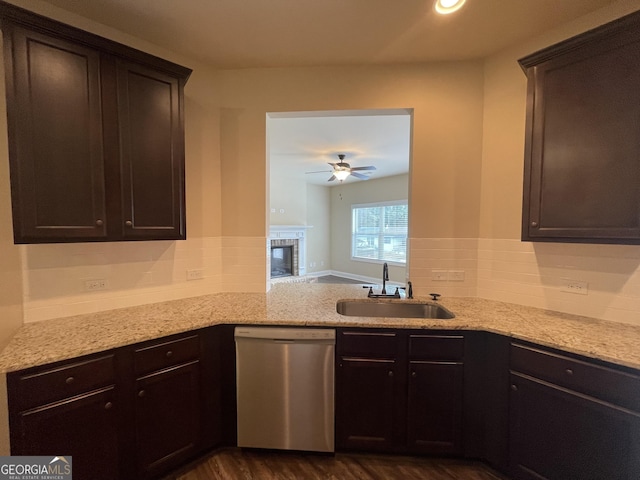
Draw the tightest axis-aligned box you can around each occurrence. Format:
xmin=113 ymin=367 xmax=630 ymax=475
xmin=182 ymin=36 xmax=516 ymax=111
xmin=336 ymin=300 xmax=455 ymax=319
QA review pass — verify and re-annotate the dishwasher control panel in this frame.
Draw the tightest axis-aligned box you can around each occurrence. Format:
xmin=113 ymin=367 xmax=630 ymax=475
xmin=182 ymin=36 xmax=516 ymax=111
xmin=234 ymin=327 xmax=335 ymax=341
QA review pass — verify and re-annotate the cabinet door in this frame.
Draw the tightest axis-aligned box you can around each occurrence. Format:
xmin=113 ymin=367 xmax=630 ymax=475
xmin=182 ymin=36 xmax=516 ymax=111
xmin=521 ymin=15 xmax=640 ymax=244
xmin=509 ymin=373 xmax=640 ymax=480
xmin=135 ymin=361 xmax=200 ymax=478
xmin=14 ymin=387 xmax=119 ymax=480
xmin=3 ymin=24 xmax=107 ymax=243
xmin=336 ymin=357 xmax=400 ymax=452
xmin=407 ymin=361 xmax=463 ymax=455
xmin=116 ymin=60 xmax=186 ymax=240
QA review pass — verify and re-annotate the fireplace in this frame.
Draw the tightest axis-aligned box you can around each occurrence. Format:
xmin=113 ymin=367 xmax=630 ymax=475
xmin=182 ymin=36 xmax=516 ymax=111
xmin=270 ymin=245 xmax=293 ymax=277
xmin=269 ymin=238 xmax=299 ymax=278
xmin=268 ymin=226 xmax=308 ymax=281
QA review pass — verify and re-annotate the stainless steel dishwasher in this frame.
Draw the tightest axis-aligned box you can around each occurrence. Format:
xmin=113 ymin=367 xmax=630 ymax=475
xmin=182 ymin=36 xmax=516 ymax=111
xmin=234 ymin=326 xmax=335 ymax=452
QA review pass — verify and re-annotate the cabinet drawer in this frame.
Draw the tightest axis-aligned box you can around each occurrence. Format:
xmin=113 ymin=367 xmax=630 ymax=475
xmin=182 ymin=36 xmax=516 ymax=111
xmin=10 ymin=354 xmax=115 ymax=412
xmin=338 ymin=330 xmax=399 ymax=357
xmin=134 ymin=334 xmax=200 ymax=375
xmin=409 ymin=334 xmax=464 ymax=360
xmin=510 ymin=343 xmax=640 ymax=412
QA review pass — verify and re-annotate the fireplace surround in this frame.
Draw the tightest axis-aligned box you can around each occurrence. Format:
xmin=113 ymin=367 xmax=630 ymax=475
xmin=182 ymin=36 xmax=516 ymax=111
xmin=269 ymin=226 xmax=309 ymax=279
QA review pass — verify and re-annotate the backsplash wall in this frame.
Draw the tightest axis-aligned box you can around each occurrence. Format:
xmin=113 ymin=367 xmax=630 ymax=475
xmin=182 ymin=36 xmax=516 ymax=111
xmin=22 ymin=237 xmax=222 ymax=323
xmin=18 ymin=235 xmax=640 ymax=326
xmin=408 ymin=237 xmax=640 ymax=327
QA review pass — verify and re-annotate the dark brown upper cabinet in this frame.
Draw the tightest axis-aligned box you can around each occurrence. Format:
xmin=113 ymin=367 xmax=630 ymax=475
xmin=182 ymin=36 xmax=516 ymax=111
xmin=520 ymin=11 xmax=640 ymax=245
xmin=0 ymin=2 xmax=191 ymax=243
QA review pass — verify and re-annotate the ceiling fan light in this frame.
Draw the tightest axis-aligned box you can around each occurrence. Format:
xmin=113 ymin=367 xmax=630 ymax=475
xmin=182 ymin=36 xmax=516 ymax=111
xmin=434 ymin=0 xmax=466 ymax=15
xmin=334 ymin=170 xmax=350 ymax=181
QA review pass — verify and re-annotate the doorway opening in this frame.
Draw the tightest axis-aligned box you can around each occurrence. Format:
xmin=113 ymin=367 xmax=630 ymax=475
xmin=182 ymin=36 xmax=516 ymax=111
xmin=267 ymin=109 xmax=412 ymax=287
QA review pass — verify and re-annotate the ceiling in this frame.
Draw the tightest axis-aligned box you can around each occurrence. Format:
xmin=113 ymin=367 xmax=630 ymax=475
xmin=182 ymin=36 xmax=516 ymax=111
xmin=35 ymin=0 xmax=618 ymax=187
xmin=268 ymin=112 xmax=411 ymax=186
xmin=38 ymin=0 xmax=616 ymax=69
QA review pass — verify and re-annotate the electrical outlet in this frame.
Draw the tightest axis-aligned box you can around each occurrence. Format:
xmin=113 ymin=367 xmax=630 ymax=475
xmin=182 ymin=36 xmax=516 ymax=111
xmin=448 ymin=270 xmax=465 ymax=281
xmin=432 ymin=270 xmax=448 ymax=281
xmin=186 ymin=269 xmax=204 ymax=281
xmin=84 ymin=278 xmax=108 ymax=291
xmin=562 ymin=280 xmax=588 ymax=295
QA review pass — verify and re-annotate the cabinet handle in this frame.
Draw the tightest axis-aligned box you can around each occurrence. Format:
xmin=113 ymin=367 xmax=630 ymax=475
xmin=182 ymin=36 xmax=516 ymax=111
xmin=565 ymin=368 xmax=574 ymax=375
xmin=125 ymin=220 xmax=133 ymax=227
xmin=166 ymin=350 xmax=173 ymax=358
xmin=65 ymin=376 xmax=75 ymax=385
xmin=95 ymin=219 xmax=103 ymax=227
xmin=138 ymin=390 xmax=145 ymax=398
xmin=411 ymin=371 xmax=416 ymax=378
xmin=531 ymin=221 xmax=538 ymax=227
xmin=511 ymin=384 xmax=518 ymax=391
xmin=388 ymin=370 xmax=394 ymax=377
xmin=104 ymin=402 xmax=113 ymax=410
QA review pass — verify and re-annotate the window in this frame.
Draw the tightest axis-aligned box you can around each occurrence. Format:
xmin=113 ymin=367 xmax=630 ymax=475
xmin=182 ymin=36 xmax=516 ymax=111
xmin=352 ymin=201 xmax=408 ymax=264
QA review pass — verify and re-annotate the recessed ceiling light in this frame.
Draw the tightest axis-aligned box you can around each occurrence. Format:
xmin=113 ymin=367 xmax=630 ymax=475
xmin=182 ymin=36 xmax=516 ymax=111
xmin=434 ymin=0 xmax=467 ymax=15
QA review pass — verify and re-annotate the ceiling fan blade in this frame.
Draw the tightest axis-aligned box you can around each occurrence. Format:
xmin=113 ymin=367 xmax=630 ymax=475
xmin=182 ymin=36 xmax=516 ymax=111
xmin=327 ymin=175 xmax=337 ymax=182
xmin=350 ymin=172 xmax=369 ymax=179
xmin=350 ymin=165 xmax=376 ymax=171
xmin=305 ymin=170 xmax=332 ymax=174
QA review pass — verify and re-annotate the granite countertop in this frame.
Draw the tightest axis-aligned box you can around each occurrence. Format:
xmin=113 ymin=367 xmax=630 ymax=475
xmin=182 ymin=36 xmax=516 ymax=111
xmin=1 ymin=283 xmax=639 ymax=373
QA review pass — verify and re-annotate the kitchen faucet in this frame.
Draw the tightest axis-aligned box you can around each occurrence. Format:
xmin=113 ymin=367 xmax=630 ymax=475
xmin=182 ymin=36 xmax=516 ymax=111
xmin=363 ymin=262 xmax=401 ymax=298
xmin=381 ymin=262 xmax=389 ymax=295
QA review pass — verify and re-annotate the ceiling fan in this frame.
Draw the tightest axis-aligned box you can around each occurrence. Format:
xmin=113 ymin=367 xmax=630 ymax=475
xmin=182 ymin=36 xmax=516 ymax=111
xmin=306 ymin=154 xmax=376 ymax=182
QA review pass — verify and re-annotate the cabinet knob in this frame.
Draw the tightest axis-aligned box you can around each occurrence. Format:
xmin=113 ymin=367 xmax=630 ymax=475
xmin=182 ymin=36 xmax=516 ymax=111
xmin=104 ymin=401 xmax=113 ymax=410
xmin=138 ymin=390 xmax=145 ymax=398
xmin=125 ymin=220 xmax=133 ymax=227
xmin=411 ymin=371 xmax=417 ymax=378
xmin=166 ymin=350 xmax=173 ymax=358
xmin=531 ymin=221 xmax=538 ymax=227
xmin=511 ymin=384 xmax=518 ymax=391
xmin=565 ymin=368 xmax=574 ymax=375
xmin=388 ymin=370 xmax=394 ymax=377
xmin=65 ymin=376 xmax=75 ymax=385
xmin=95 ymin=219 xmax=103 ymax=227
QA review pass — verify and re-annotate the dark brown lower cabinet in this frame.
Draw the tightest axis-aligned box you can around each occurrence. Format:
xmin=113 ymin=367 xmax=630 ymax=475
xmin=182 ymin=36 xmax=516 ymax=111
xmin=407 ymin=361 xmax=463 ymax=455
xmin=14 ymin=387 xmax=119 ymax=480
xmin=7 ymin=329 xmax=223 ymax=480
xmin=335 ymin=329 xmax=465 ymax=456
xmin=510 ymin=373 xmax=640 ymax=480
xmin=135 ymin=361 xmax=201 ymax=478
xmin=9 ymin=325 xmax=640 ymax=480
xmin=336 ymin=356 xmax=400 ymax=451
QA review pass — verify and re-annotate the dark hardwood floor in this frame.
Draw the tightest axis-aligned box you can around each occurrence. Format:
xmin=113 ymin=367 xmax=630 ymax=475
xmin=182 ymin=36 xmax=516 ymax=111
xmin=164 ymin=448 xmax=507 ymax=480
xmin=315 ymin=275 xmax=363 ymax=285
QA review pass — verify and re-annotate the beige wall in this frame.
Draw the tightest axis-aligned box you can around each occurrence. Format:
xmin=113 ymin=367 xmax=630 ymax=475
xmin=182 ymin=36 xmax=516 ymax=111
xmin=330 ymin=174 xmax=409 ymax=283
xmin=476 ymin=0 xmax=640 ymax=325
xmin=0 ymin=35 xmax=23 ymax=347
xmin=217 ymin=62 xmax=485 ymax=240
xmin=269 ymin=174 xmax=308 ymax=226
xmin=480 ymin=0 xmax=640 ymax=240
xmin=0 ymin=0 xmax=638 ymax=327
xmin=2 ymin=0 xmax=226 ymax=322
xmin=306 ymin=185 xmax=331 ymax=274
